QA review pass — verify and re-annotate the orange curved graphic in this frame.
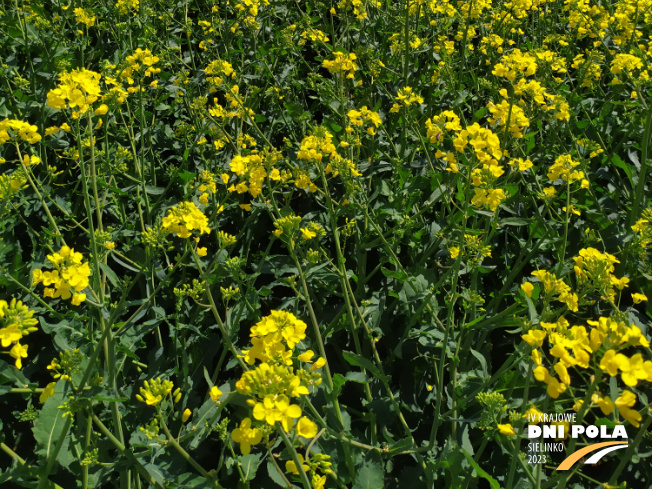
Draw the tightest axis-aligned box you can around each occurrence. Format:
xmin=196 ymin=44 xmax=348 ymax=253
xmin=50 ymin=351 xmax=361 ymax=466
xmin=557 ymin=441 xmax=628 ymax=471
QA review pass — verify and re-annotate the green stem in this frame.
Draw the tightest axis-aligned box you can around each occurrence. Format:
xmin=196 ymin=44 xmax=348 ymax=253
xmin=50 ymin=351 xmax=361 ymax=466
xmin=91 ymin=415 xmax=166 ymax=489
xmin=189 ymin=245 xmax=246 ymax=370
xmin=158 ymin=413 xmax=220 ymax=487
xmin=277 ymin=427 xmax=312 ymax=489
xmin=628 ymin=103 xmax=652 ymax=227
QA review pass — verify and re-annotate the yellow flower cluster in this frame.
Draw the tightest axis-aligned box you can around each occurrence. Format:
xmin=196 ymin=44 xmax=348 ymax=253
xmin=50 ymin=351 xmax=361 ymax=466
xmin=161 ymin=201 xmax=210 ymax=238
xmin=347 ymin=106 xmax=382 ymax=135
xmin=525 ymin=313 xmax=649 ymax=427
xmin=273 ymin=215 xmax=302 ymax=239
xmin=116 ymin=0 xmax=139 ymax=14
xmin=32 ymin=246 xmax=91 ymax=305
xmin=299 ymin=29 xmax=329 ymax=46
xmin=487 ymin=99 xmax=530 ymax=138
xmin=571 ymin=52 xmax=604 ymax=88
xmin=136 ymin=377 xmax=181 ymax=406
xmin=530 ymin=269 xmax=578 ymax=312
xmin=231 ymin=311 xmax=323 ymax=454
xmin=449 ymin=233 xmax=491 ymax=263
xmin=226 ymin=152 xmax=273 ymax=198
xmin=120 ymin=48 xmax=161 ymax=91
xmin=336 ymin=0 xmax=380 ymax=20
xmin=0 ymin=299 xmax=38 ymax=369
xmin=523 ymin=246 xmax=651 ymax=426
xmin=547 ymin=154 xmax=587 ymax=187
xmin=471 ymin=188 xmax=506 ymax=212
xmin=0 ymin=173 xmax=27 ymax=202
xmin=195 ymin=170 xmax=217 ymax=205
xmin=453 ymin=123 xmax=502 ymax=163
xmin=0 ymin=119 xmax=42 ymax=145
xmin=210 ymin=85 xmax=254 ymax=119
xmin=390 ymin=87 xmax=424 ymax=113
xmin=457 ymin=0 xmax=492 ymax=19
xmin=74 ymin=8 xmax=96 ymax=28
xmin=492 ymin=49 xmax=538 ymax=82
xmin=204 ymin=59 xmax=235 ymax=88
xmin=631 ymin=211 xmax=652 ymax=258
xmin=297 ymin=127 xmax=362 ymax=183
xmin=47 ymin=68 xmax=102 ymax=119
xmin=286 ymin=452 xmax=333 ymax=488
xmin=425 ymin=111 xmax=462 ymax=144
xmin=47 ymin=348 xmax=84 ymax=381
xmin=572 ymin=247 xmax=630 ymax=301
xmin=234 ymin=0 xmax=269 ymax=28
xmin=610 ymin=53 xmax=646 ymax=84
xmin=322 ymin=51 xmax=358 ymax=79
xmin=298 ymin=130 xmax=338 ymax=163
xmin=501 ymin=79 xmax=570 ymax=122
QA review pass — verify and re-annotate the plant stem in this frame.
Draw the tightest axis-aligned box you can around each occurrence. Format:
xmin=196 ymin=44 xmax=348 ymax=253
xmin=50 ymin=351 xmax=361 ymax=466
xmin=628 ymin=103 xmax=652 ymax=226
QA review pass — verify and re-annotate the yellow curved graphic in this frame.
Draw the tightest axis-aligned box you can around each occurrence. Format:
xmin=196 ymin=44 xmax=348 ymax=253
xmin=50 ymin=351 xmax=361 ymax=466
xmin=557 ymin=441 xmax=628 ymax=471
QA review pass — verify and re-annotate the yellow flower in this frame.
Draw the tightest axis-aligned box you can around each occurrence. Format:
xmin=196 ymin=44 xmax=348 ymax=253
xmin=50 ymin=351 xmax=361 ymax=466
xmin=197 ymin=247 xmax=208 ymax=257
xmin=592 ymin=394 xmax=614 ymax=415
xmin=136 ymin=378 xmax=177 ymax=406
xmin=497 ymin=423 xmax=516 ymax=436
xmin=40 ymin=382 xmax=56 ymax=403
xmin=615 ymin=390 xmax=642 ymax=427
xmin=286 ymin=454 xmax=309 ymax=475
xmin=522 ymin=329 xmax=546 ymax=347
xmin=297 ymin=350 xmax=314 ymax=362
xmin=632 ymin=293 xmax=648 ymax=304
xmin=521 ymin=282 xmax=534 ymax=298
xmin=312 ymin=474 xmax=327 ymax=489
xmin=94 ymin=104 xmax=109 ymax=115
xmin=610 ymin=276 xmax=630 ymax=290
xmin=209 ymin=386 xmax=222 ymax=402
xmin=300 ymin=228 xmax=317 ymax=240
xmin=253 ymin=394 xmax=302 ymax=432
xmin=296 ymin=417 xmax=318 ymax=438
xmin=0 ymin=324 xmax=22 ymax=347
xmin=231 ymin=417 xmax=262 ymax=454
xmin=312 ymin=357 xmax=326 ymax=370
xmin=182 ymin=408 xmax=192 ymax=422
xmin=10 ymin=342 xmax=28 ymax=369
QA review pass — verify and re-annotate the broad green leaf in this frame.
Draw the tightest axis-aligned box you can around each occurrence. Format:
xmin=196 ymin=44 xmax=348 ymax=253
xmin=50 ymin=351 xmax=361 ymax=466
xmin=99 ymin=262 xmax=121 ymax=289
xmin=32 ymin=381 xmax=74 ymax=469
xmin=239 ymin=453 xmax=262 ymax=481
xmin=342 ymin=351 xmax=384 ymax=380
xmin=352 ymin=454 xmax=384 ymax=489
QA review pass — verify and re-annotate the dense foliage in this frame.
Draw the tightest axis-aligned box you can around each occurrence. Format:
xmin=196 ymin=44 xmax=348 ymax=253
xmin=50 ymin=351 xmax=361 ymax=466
xmin=0 ymin=0 xmax=651 ymax=487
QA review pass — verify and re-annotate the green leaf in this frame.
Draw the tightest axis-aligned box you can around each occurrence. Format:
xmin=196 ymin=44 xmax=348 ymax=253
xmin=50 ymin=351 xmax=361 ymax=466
xmin=239 ymin=453 xmax=262 ymax=481
xmin=99 ymin=262 xmax=121 ymax=289
xmin=267 ymin=459 xmax=289 ymax=487
xmin=461 ymin=448 xmax=500 ymax=489
xmin=144 ymin=185 xmax=165 ymax=195
xmin=352 ymin=454 xmax=384 ymax=489
xmin=342 ymin=351 xmax=384 ymax=380
xmin=0 ymin=359 xmax=29 ymax=386
xmin=500 ymin=217 xmax=529 ymax=226
xmin=178 ymin=171 xmax=196 ymax=184
xmin=610 ymin=154 xmax=634 ymax=187
xmin=32 ymin=381 xmax=74 ymax=469
xmin=380 ymin=267 xmax=408 ymax=282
